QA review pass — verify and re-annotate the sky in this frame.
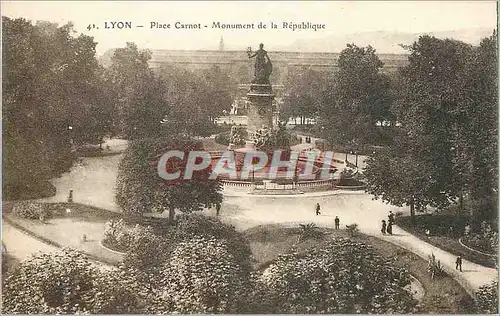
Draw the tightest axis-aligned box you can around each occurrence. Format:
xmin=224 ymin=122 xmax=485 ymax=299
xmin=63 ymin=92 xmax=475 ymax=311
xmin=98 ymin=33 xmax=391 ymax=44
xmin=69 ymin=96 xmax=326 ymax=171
xmin=2 ymin=1 xmax=497 ymax=56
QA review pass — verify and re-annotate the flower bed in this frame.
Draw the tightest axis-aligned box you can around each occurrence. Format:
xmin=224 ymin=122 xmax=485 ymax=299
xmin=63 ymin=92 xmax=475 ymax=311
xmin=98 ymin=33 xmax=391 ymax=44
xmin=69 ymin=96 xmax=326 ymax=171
xmin=396 ymin=215 xmax=497 ymax=268
xmin=461 ymin=235 xmax=497 ymax=256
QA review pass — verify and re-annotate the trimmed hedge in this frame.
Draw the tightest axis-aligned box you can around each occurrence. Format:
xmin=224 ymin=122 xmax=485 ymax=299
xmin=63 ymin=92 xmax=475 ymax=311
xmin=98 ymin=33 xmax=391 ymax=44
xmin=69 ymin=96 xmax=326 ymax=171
xmin=475 ymin=280 xmax=498 ymax=314
xmin=12 ymin=202 xmax=51 ymax=220
xmin=395 ymin=214 xmax=492 ymax=237
xmin=3 ymin=181 xmax=56 ymax=201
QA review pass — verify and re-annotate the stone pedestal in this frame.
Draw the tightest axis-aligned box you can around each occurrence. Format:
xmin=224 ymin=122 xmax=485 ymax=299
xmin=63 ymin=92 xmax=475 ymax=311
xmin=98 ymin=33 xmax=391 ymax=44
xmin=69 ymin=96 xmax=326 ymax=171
xmin=246 ymin=84 xmax=274 ymax=140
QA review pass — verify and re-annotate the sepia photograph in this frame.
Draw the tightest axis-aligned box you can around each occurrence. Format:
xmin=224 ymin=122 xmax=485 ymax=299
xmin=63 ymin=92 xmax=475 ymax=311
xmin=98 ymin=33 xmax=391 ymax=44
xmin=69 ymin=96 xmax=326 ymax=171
xmin=1 ymin=1 xmax=498 ymax=314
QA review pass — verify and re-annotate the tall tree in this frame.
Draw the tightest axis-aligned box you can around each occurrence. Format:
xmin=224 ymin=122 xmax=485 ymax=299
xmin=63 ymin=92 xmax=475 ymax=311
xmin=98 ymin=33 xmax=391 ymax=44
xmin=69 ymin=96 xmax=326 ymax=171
xmin=2 ymin=17 xmax=108 ymax=199
xmin=199 ymin=65 xmax=238 ymax=122
xmin=454 ymin=32 xmax=498 ymax=217
xmin=365 ymin=34 xmax=498 ymax=221
xmin=281 ymin=69 xmax=325 ymax=124
xmin=106 ymin=42 xmax=168 ymax=139
xmin=320 ymin=44 xmax=393 ymax=148
xmin=115 ymin=136 xmax=222 ymax=222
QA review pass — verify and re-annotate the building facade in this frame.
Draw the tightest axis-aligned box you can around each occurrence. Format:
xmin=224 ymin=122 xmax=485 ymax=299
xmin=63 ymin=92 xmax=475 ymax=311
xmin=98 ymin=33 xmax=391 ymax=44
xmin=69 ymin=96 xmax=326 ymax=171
xmin=100 ymin=48 xmax=409 ymax=85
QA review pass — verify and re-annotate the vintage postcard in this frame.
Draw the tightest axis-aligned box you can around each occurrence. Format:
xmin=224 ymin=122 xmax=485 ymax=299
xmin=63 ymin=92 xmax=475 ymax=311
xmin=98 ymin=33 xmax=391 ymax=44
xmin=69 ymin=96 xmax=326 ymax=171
xmin=1 ymin=1 xmax=498 ymax=314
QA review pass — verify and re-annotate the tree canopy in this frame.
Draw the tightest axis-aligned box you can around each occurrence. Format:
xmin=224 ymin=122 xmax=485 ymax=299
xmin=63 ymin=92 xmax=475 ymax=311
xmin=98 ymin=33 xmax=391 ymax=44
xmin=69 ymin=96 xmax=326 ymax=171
xmin=2 ymin=17 xmax=111 ymax=199
xmin=115 ymin=136 xmax=223 ymax=221
xmin=364 ymin=34 xmax=498 ymax=221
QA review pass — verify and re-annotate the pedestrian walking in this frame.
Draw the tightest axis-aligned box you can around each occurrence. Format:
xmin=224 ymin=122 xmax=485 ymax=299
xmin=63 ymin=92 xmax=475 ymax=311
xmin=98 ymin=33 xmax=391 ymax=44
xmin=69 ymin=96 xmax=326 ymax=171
xmin=455 ymin=256 xmax=463 ymax=272
xmin=315 ymin=203 xmax=321 ymax=216
xmin=387 ymin=222 xmax=393 ymax=235
xmin=381 ymin=220 xmax=387 ymax=235
xmin=388 ymin=211 xmax=395 ymax=225
xmin=68 ymin=190 xmax=73 ymax=203
xmin=216 ymin=203 xmax=221 ymax=217
xmin=334 ymin=216 xmax=340 ymax=229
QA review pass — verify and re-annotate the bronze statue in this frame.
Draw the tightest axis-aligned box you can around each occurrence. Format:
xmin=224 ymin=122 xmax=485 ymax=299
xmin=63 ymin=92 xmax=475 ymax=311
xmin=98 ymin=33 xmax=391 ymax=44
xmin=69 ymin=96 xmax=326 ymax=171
xmin=247 ymin=43 xmax=272 ymax=84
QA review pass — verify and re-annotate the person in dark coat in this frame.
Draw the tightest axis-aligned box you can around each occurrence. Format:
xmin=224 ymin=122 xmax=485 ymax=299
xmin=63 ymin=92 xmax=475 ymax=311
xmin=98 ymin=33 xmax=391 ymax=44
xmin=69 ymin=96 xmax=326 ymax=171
xmin=387 ymin=222 xmax=393 ymax=235
xmin=381 ymin=220 xmax=387 ymax=235
xmin=68 ymin=190 xmax=73 ymax=203
xmin=216 ymin=203 xmax=221 ymax=216
xmin=455 ymin=256 xmax=463 ymax=272
xmin=315 ymin=203 xmax=321 ymax=216
xmin=388 ymin=211 xmax=395 ymax=225
xmin=334 ymin=216 xmax=340 ymax=229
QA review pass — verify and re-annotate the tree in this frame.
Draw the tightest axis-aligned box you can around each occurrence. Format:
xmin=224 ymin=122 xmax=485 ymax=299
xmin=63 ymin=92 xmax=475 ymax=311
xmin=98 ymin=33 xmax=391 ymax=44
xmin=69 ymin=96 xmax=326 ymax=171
xmin=395 ymin=36 xmax=474 ymax=209
xmin=2 ymin=17 xmax=108 ymax=199
xmin=157 ymin=65 xmax=237 ymax=137
xmin=106 ymin=42 xmax=169 ymax=139
xmin=364 ymin=149 xmax=449 ymax=224
xmin=199 ymin=65 xmax=238 ymax=123
xmin=320 ymin=44 xmax=393 ymax=148
xmin=454 ymin=33 xmax=498 ymax=217
xmin=365 ymin=35 xmax=498 ymax=222
xmin=2 ymin=248 xmax=140 ymax=314
xmin=115 ymin=136 xmax=223 ymax=222
xmin=281 ymin=69 xmax=325 ymax=124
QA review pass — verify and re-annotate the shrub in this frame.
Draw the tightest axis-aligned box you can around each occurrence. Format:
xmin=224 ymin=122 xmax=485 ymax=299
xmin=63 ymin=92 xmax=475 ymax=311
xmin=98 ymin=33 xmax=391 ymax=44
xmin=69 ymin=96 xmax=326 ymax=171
xmin=102 ymin=219 xmax=131 ymax=252
xmin=427 ymin=253 xmax=445 ymax=280
xmin=346 ymin=223 xmax=359 ymax=237
xmin=215 ymin=131 xmax=231 ymax=145
xmin=475 ymin=280 xmax=498 ymax=314
xmin=171 ymin=213 xmax=253 ymax=271
xmin=89 ymin=268 xmax=142 ymax=314
xmin=229 ymin=126 xmax=247 ymax=145
xmin=147 ymin=237 xmax=253 ymax=313
xmin=297 ymin=223 xmax=325 ymax=243
xmin=395 ymin=214 xmax=486 ymax=236
xmin=122 ymin=225 xmax=171 ymax=273
xmin=462 ymin=221 xmax=498 ymax=254
xmin=11 ymin=202 xmax=51 ymax=220
xmin=2 ymin=248 xmax=140 ymax=314
xmin=258 ymin=237 xmax=417 ymax=313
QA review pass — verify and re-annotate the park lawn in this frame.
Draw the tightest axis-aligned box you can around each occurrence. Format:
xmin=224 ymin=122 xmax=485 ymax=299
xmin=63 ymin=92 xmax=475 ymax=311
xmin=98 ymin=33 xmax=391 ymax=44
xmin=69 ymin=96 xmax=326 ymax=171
xmin=396 ymin=216 xmax=496 ymax=268
xmin=243 ymin=224 xmax=476 ymax=314
xmin=4 ymin=203 xmax=124 ymax=265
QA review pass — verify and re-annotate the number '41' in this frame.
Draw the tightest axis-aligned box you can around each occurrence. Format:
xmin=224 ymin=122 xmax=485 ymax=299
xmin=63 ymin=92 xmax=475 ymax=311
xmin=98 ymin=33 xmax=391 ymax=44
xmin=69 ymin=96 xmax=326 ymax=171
xmin=87 ymin=24 xmax=96 ymax=31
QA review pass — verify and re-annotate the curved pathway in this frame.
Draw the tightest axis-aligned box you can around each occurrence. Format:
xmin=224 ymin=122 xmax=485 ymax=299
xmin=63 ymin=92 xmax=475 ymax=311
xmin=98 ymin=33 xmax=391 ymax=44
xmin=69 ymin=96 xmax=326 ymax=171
xmin=3 ymin=220 xmax=58 ymax=260
xmin=3 ymin=221 xmax=114 ymax=271
xmin=214 ymin=192 xmax=498 ymax=294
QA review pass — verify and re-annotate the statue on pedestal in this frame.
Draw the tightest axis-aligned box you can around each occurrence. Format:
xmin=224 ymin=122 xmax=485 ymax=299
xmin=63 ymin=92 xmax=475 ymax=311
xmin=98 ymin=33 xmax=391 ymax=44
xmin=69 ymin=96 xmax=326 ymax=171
xmin=247 ymin=43 xmax=272 ymax=84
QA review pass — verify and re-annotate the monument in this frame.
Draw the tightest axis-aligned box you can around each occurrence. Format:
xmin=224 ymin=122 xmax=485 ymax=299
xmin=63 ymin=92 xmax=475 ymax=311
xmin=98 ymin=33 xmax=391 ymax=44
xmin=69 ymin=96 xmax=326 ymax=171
xmin=245 ymin=43 xmax=275 ymax=141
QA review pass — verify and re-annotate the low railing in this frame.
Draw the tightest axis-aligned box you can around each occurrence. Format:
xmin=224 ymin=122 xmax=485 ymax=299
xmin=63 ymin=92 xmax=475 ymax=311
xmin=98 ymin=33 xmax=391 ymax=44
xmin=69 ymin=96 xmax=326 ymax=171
xmin=221 ymin=180 xmax=255 ymax=187
xmin=296 ymin=179 xmax=336 ymax=188
xmin=221 ymin=178 xmax=337 ymax=189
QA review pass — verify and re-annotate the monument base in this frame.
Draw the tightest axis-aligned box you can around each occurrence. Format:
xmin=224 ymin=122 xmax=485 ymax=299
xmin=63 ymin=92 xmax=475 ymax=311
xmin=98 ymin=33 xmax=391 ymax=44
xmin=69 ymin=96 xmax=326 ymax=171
xmin=246 ymin=83 xmax=275 ymax=140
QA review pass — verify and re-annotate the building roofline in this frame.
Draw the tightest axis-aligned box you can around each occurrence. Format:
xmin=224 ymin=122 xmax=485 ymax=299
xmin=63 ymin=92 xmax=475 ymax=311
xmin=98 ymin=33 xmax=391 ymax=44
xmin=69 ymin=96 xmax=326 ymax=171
xmin=102 ymin=48 xmax=410 ymax=56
